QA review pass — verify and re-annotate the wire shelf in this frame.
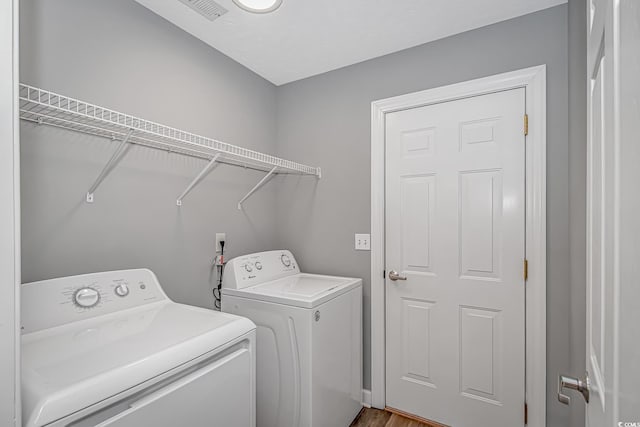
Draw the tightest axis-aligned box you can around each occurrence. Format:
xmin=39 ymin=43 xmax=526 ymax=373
xmin=19 ymin=84 xmax=321 ymax=177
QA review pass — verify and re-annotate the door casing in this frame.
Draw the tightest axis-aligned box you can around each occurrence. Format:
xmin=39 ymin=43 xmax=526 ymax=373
xmin=370 ymin=65 xmax=547 ymax=427
xmin=0 ymin=0 xmax=21 ymax=425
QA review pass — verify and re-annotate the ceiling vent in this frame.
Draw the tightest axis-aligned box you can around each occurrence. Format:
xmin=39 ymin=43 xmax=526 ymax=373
xmin=178 ymin=0 xmax=228 ymax=21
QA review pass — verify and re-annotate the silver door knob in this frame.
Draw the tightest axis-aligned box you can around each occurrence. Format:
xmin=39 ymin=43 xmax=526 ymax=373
xmin=388 ymin=270 xmax=407 ymax=281
xmin=558 ymin=373 xmax=590 ymax=404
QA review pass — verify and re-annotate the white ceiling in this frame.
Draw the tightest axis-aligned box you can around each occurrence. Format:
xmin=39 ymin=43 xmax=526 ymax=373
xmin=135 ymin=0 xmax=566 ymax=86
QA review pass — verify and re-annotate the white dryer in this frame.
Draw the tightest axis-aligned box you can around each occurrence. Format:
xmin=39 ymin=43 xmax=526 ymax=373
xmin=221 ymin=250 xmax=362 ymax=427
xmin=21 ymin=269 xmax=256 ymax=427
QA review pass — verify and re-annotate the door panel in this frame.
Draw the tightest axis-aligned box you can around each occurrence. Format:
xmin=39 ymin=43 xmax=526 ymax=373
xmin=587 ymin=49 xmax=608 ymax=419
xmin=459 ymin=306 xmax=502 ymax=403
xmin=401 ymin=298 xmax=434 ymax=386
xmin=459 ymin=169 xmax=502 ymax=280
xmin=400 ymin=176 xmax=435 ymax=274
xmin=586 ymin=0 xmax=614 ymax=424
xmin=385 ymin=89 xmax=525 ymax=427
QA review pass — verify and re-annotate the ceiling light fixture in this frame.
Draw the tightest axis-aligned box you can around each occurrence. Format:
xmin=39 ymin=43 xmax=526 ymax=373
xmin=232 ymin=0 xmax=282 ymax=14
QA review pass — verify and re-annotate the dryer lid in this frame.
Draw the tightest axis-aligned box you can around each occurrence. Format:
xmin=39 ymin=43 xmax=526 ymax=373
xmin=21 ymin=302 xmax=255 ymax=427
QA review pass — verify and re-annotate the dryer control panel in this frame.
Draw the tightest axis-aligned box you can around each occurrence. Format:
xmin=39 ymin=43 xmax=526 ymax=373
xmin=222 ymin=250 xmax=300 ymax=290
xmin=22 ymin=269 xmax=168 ymax=333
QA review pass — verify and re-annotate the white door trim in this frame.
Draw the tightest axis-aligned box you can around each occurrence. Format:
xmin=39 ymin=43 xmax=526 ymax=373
xmin=0 ymin=0 xmax=21 ymax=425
xmin=370 ymin=65 xmax=546 ymax=427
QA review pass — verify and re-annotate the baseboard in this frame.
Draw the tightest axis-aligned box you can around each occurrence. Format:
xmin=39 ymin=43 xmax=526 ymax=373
xmin=361 ymin=389 xmax=372 ymax=408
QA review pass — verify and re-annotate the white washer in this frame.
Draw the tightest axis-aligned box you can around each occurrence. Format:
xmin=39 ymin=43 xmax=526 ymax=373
xmin=21 ymin=269 xmax=256 ymax=427
xmin=221 ymin=250 xmax=362 ymax=427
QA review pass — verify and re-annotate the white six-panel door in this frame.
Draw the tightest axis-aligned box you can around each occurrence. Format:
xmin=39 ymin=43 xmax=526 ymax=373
xmin=385 ymin=89 xmax=526 ymax=426
xmin=584 ymin=0 xmax=640 ymax=424
xmin=585 ymin=0 xmax=613 ymax=424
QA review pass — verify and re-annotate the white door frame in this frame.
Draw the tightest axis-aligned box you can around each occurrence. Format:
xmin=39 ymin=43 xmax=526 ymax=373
xmin=0 ymin=0 xmax=21 ymax=425
xmin=370 ymin=65 xmax=546 ymax=427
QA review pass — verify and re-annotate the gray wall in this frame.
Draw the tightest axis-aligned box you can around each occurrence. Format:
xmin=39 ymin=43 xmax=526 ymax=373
xmin=275 ymin=5 xmax=576 ymax=426
xmin=21 ymin=2 xmax=586 ymax=426
xmin=568 ymin=0 xmax=587 ymax=426
xmin=19 ymin=0 xmax=279 ymax=308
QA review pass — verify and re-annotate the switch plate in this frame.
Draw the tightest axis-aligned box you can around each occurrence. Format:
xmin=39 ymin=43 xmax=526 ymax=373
xmin=216 ymin=233 xmax=226 ymax=252
xmin=355 ymin=233 xmax=371 ymax=251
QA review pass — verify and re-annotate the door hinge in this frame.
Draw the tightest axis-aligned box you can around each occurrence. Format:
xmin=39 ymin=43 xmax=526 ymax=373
xmin=383 ymin=270 xmax=386 ymax=279
xmin=524 ymin=114 xmax=529 ymax=136
xmin=523 ymin=259 xmax=528 ymax=281
xmin=524 ymin=402 xmax=528 ymax=424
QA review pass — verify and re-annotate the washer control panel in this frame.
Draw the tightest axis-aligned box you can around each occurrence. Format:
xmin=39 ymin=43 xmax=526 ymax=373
xmin=222 ymin=250 xmax=300 ymax=290
xmin=22 ymin=269 xmax=168 ymax=334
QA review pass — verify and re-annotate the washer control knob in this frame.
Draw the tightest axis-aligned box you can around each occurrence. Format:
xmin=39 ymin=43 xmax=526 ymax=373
xmin=255 ymin=261 xmax=263 ymax=270
xmin=114 ymin=284 xmax=130 ymax=297
xmin=74 ymin=287 xmax=100 ymax=308
xmin=280 ymin=254 xmax=292 ymax=267
xmin=244 ymin=264 xmax=253 ymax=273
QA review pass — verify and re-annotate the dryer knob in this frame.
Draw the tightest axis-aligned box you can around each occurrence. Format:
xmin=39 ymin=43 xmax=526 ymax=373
xmin=280 ymin=254 xmax=292 ymax=267
xmin=114 ymin=284 xmax=129 ymax=297
xmin=74 ymin=287 xmax=100 ymax=308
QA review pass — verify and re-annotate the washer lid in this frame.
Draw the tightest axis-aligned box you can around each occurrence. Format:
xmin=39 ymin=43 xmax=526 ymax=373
xmin=222 ymin=273 xmax=362 ymax=308
xmin=21 ymin=301 xmax=255 ymax=427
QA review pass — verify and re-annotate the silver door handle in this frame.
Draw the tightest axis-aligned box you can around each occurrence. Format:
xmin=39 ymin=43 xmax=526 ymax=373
xmin=558 ymin=373 xmax=590 ymax=404
xmin=388 ymin=270 xmax=407 ymax=281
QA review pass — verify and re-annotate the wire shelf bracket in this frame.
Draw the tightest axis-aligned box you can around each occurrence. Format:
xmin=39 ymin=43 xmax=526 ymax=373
xmin=18 ymin=84 xmax=321 ymax=207
xmin=176 ymin=153 xmax=222 ymax=206
xmin=237 ymin=166 xmax=278 ymax=210
xmin=86 ymin=128 xmax=134 ymax=203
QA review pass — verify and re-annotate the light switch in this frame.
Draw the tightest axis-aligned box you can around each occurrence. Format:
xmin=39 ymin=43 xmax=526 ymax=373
xmin=355 ymin=233 xmax=371 ymax=251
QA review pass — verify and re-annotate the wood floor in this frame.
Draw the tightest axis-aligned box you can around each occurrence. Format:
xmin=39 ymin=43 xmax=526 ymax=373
xmin=350 ymin=408 xmax=437 ymax=427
